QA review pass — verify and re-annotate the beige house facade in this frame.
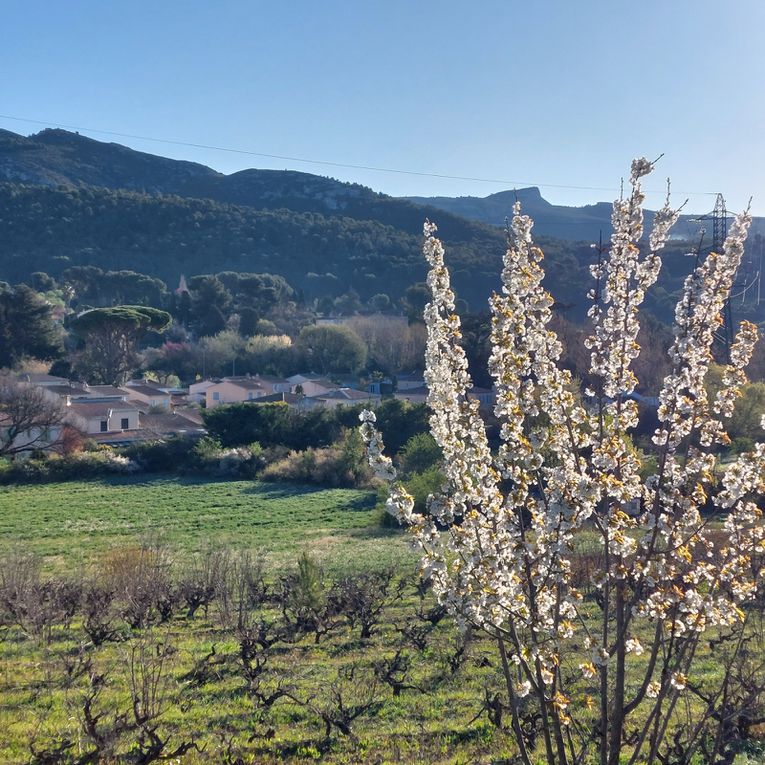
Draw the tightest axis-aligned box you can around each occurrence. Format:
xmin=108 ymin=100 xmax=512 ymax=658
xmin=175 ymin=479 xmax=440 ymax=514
xmin=67 ymin=402 xmax=141 ymax=435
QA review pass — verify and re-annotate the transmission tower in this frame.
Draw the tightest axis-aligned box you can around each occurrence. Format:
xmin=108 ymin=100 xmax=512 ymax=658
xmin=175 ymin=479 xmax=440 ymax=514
xmin=712 ymin=194 xmax=736 ymax=361
xmin=694 ymin=193 xmax=760 ymax=362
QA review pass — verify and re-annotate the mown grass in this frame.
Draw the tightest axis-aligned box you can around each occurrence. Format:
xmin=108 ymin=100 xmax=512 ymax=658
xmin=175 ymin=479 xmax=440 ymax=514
xmin=0 ymin=475 xmax=414 ymax=571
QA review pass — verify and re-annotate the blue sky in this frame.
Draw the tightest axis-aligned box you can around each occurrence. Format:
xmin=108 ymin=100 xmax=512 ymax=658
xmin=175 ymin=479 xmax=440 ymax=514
xmin=3 ymin=0 xmax=764 ymax=213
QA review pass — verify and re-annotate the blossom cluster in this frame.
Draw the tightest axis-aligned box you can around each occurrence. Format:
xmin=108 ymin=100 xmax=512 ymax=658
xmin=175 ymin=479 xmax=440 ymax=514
xmin=359 ymin=159 xmax=764 ymax=725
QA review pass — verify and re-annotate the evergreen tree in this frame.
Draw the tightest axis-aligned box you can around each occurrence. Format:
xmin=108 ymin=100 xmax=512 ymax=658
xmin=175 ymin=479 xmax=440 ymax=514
xmin=0 ymin=284 xmax=63 ymax=368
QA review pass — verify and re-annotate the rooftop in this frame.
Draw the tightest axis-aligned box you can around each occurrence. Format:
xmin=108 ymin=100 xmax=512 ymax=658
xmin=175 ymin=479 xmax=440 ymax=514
xmin=122 ymin=384 xmax=170 ymax=397
xmin=212 ymin=379 xmax=264 ymax=391
xmin=314 ymin=388 xmax=376 ymax=401
xmin=141 ymin=412 xmax=206 ymax=434
xmin=67 ymin=401 xmax=139 ymax=418
xmin=82 ymin=385 xmax=128 ymax=398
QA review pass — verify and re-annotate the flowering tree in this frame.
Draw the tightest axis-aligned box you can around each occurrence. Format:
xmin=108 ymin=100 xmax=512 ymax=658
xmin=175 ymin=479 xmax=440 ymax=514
xmin=361 ymin=159 xmax=765 ymax=764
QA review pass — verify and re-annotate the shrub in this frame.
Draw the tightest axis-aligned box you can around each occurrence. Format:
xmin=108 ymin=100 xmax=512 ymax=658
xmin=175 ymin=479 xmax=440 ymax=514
xmin=123 ymin=437 xmax=199 ymax=472
xmin=403 ymin=466 xmax=444 ymax=515
xmin=260 ymin=431 xmax=373 ymax=488
xmin=203 ymin=403 xmax=339 ymax=451
xmin=397 ymin=432 xmax=442 ymax=476
xmin=0 ymin=450 xmax=139 ymax=484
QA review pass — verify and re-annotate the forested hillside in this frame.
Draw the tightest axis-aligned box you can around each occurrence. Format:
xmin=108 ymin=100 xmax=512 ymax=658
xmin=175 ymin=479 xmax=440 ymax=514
xmin=1 ymin=129 xmax=763 ymax=325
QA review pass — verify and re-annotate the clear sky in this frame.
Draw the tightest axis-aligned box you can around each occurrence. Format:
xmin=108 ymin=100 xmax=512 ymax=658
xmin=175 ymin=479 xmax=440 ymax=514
xmin=3 ymin=0 xmax=764 ymax=213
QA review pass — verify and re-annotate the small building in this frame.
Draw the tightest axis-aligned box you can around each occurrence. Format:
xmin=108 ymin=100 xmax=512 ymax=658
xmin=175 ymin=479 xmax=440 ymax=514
xmin=121 ymin=382 xmax=172 ymax=411
xmin=252 ymin=375 xmax=292 ymax=395
xmin=78 ymin=385 xmax=130 ymax=401
xmin=188 ymin=379 xmax=217 ymax=404
xmin=393 ymin=385 xmax=428 ymax=404
xmin=304 ymin=388 xmax=382 ymax=409
xmin=0 ymin=415 xmax=65 ymax=459
xmin=140 ymin=411 xmax=206 ymax=439
xmin=286 ymin=375 xmax=340 ymax=398
xmin=395 ymin=373 xmax=426 ymax=391
xmin=248 ymin=391 xmax=304 ymax=408
xmin=468 ymin=387 xmax=496 ymax=407
xmin=394 ymin=385 xmax=495 ymax=408
xmin=67 ymin=401 xmax=141 ymax=435
xmin=205 ymin=378 xmax=267 ymax=408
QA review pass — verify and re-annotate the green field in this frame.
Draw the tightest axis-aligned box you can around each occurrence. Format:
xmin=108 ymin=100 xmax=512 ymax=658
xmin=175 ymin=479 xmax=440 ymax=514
xmin=0 ymin=475 xmax=515 ymax=764
xmin=0 ymin=475 xmax=413 ymax=571
xmin=1 ymin=477 xmax=763 ymax=764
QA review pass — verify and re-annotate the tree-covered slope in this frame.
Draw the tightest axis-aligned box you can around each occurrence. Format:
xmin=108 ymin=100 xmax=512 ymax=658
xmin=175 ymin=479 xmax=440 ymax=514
xmin=0 ymin=182 xmax=511 ymax=307
xmin=0 ymin=128 xmax=523 ymax=249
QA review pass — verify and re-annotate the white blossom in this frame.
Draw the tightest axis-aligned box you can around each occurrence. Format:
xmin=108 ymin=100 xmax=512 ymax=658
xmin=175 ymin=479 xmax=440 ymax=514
xmin=359 ymin=160 xmax=763 ymax=762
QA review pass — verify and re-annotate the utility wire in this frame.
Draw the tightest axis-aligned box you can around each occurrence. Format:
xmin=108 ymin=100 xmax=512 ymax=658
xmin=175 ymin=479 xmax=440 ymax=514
xmin=0 ymin=113 xmax=720 ymax=198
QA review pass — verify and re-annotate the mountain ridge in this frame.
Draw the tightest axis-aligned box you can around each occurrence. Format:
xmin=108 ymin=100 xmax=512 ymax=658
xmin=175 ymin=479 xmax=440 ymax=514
xmin=3 ymin=128 xmax=747 ymax=244
xmin=0 ymin=128 xmax=761 ymax=326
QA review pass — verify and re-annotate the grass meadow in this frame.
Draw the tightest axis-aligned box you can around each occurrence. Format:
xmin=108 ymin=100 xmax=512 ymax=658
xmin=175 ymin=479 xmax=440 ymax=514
xmin=0 ymin=475 xmax=412 ymax=571
xmin=1 ymin=476 xmax=764 ymax=764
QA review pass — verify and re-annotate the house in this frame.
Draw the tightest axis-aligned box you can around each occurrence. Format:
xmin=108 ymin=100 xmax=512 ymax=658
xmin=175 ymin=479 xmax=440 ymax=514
xmin=204 ymin=376 xmax=292 ymax=408
xmin=43 ymin=383 xmax=91 ymax=399
xmin=206 ymin=378 xmax=267 ymax=408
xmin=66 ymin=401 xmax=141 ymax=435
xmin=121 ymin=382 xmax=172 ymax=411
xmin=367 ymin=378 xmax=394 ymax=396
xmin=468 ymin=387 xmax=496 ymax=407
xmin=286 ymin=375 xmax=339 ymax=398
xmin=394 ymin=385 xmax=495 ymax=408
xmin=248 ymin=392 xmax=304 ymax=408
xmin=304 ymin=388 xmax=382 ymax=409
xmin=253 ymin=376 xmax=292 ymax=395
xmin=188 ymin=379 xmax=217 ymax=404
xmin=393 ymin=385 xmax=428 ymax=404
xmin=77 ymin=385 xmax=130 ymax=401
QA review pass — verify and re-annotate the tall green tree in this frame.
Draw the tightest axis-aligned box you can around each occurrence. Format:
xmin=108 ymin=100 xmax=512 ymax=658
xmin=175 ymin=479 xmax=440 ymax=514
xmin=70 ymin=305 xmax=171 ymax=384
xmin=297 ymin=324 xmax=366 ymax=375
xmin=187 ymin=275 xmax=232 ymax=337
xmin=0 ymin=284 xmax=63 ymax=368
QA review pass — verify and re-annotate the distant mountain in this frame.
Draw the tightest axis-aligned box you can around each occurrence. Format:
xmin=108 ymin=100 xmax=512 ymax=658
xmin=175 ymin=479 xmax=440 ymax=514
xmin=0 ymin=128 xmax=761 ymax=326
xmin=0 ymin=128 xmax=218 ymax=192
xmin=0 ymin=129 xmax=506 ymax=250
xmin=0 ymin=129 xmax=527 ymax=306
xmin=406 ymin=187 xmax=617 ymax=241
xmin=405 ymin=188 xmax=765 ymax=244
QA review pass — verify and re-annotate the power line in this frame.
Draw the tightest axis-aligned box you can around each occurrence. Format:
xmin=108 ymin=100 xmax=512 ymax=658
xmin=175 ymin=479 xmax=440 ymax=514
xmin=0 ymin=113 xmax=720 ymax=198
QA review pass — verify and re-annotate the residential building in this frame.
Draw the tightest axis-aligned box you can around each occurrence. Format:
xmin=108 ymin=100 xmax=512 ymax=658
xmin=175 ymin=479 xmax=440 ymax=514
xmin=188 ymin=379 xmax=216 ymax=403
xmin=205 ymin=378 xmax=267 ymax=408
xmin=15 ymin=373 xmax=72 ymax=388
xmin=393 ymin=385 xmax=495 ymax=407
xmin=78 ymin=385 xmax=130 ymax=401
xmin=304 ymin=388 xmax=381 ymax=409
xmin=204 ymin=376 xmax=291 ymax=408
xmin=140 ymin=411 xmax=206 ymax=438
xmin=0 ymin=416 xmax=64 ymax=459
xmin=66 ymin=401 xmax=141 ymax=435
xmin=286 ymin=375 xmax=339 ymax=398
xmin=395 ymin=372 xmax=426 ymax=391
xmin=121 ymin=382 xmax=172 ymax=411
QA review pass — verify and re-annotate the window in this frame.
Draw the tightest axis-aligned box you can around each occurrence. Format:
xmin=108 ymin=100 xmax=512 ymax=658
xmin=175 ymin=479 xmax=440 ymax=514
xmin=100 ymin=420 xmax=108 ymax=432
xmin=212 ymin=391 xmax=220 ymax=401
xmin=121 ymin=418 xmax=129 ymax=430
